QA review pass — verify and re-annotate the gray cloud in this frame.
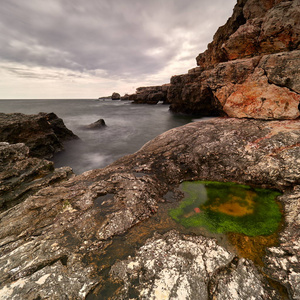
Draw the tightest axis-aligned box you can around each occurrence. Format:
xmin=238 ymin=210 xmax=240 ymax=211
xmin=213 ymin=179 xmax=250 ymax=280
xmin=0 ymin=0 xmax=236 ymax=81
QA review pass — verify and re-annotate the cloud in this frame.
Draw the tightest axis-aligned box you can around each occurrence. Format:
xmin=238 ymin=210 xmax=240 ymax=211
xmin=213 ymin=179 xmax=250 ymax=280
xmin=0 ymin=0 xmax=236 ymax=98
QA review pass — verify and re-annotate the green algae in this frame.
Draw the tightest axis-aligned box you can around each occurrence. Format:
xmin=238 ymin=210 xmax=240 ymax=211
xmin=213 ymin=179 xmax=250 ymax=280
xmin=169 ymin=181 xmax=282 ymax=236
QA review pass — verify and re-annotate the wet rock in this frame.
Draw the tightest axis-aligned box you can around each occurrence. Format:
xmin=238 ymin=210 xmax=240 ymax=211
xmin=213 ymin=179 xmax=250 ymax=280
xmin=0 ymin=112 xmax=78 ymax=159
xmin=83 ymin=118 xmax=106 ymax=130
xmin=0 ymin=118 xmax=299 ymax=298
xmin=111 ymin=92 xmax=121 ymax=100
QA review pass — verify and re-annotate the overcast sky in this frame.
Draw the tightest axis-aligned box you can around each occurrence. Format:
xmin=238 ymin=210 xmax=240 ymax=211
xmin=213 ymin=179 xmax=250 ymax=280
xmin=0 ymin=0 xmax=236 ymax=99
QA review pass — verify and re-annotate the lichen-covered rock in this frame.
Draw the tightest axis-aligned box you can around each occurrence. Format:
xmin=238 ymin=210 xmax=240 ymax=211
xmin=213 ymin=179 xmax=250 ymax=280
xmin=0 ymin=118 xmax=299 ymax=298
xmin=110 ymin=231 xmax=281 ymax=300
xmin=264 ymin=186 xmax=300 ymax=300
xmin=110 ymin=230 xmax=235 ymax=299
xmin=0 ymin=112 xmax=78 ymax=159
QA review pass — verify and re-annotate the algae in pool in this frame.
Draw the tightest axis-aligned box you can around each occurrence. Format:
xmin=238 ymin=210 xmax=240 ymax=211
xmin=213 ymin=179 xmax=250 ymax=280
xmin=169 ymin=181 xmax=282 ymax=236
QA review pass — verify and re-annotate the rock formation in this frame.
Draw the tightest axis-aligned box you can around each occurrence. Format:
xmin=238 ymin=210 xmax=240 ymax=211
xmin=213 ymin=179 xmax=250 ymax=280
xmin=0 ymin=112 xmax=78 ymax=159
xmin=0 ymin=117 xmax=299 ymax=299
xmin=167 ymin=0 xmax=300 ymax=119
xmin=0 ymin=142 xmax=73 ymax=212
xmin=111 ymin=92 xmax=121 ymax=100
xmin=128 ymin=84 xmax=171 ymax=104
xmin=1 ymin=0 xmax=300 ymax=298
xmin=83 ymin=118 xmax=106 ymax=129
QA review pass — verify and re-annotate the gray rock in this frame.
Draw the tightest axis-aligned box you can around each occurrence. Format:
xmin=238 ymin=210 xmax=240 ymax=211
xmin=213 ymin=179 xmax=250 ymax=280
xmin=0 ymin=142 xmax=73 ymax=211
xmin=0 ymin=118 xmax=299 ymax=298
xmin=0 ymin=112 xmax=78 ymax=159
xmin=110 ymin=231 xmax=281 ymax=300
xmin=83 ymin=118 xmax=106 ymax=129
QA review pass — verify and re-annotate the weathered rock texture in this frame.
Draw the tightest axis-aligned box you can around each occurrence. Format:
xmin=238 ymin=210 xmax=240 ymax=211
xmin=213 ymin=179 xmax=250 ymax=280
xmin=0 ymin=112 xmax=78 ymax=159
xmin=0 ymin=142 xmax=73 ymax=212
xmin=1 ymin=118 xmax=299 ymax=299
xmin=168 ymin=0 xmax=300 ymax=119
xmin=110 ymin=231 xmax=282 ymax=299
xmin=129 ymin=84 xmax=170 ymax=104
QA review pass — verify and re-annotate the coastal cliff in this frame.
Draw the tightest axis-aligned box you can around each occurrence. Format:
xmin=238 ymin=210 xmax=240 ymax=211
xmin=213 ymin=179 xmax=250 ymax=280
xmin=167 ymin=0 xmax=300 ymax=119
xmin=0 ymin=0 xmax=300 ymax=299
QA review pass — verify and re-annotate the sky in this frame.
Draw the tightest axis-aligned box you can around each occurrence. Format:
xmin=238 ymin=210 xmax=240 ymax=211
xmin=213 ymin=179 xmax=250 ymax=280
xmin=0 ymin=0 xmax=236 ymax=99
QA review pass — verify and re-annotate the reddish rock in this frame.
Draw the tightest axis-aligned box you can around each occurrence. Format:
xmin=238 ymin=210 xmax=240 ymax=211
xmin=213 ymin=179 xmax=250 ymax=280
xmin=168 ymin=0 xmax=300 ymax=119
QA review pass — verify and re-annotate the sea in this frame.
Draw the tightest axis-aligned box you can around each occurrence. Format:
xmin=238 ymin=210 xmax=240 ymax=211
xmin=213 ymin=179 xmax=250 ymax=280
xmin=0 ymin=99 xmax=197 ymax=174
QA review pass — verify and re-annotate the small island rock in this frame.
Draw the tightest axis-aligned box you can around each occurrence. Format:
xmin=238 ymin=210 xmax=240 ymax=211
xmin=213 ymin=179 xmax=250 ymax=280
xmin=84 ymin=118 xmax=106 ymax=130
xmin=111 ymin=92 xmax=121 ymax=100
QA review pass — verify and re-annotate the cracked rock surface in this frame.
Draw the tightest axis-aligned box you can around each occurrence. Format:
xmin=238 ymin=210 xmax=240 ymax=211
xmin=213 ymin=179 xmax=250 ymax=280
xmin=110 ymin=231 xmax=281 ymax=300
xmin=0 ymin=117 xmax=299 ymax=298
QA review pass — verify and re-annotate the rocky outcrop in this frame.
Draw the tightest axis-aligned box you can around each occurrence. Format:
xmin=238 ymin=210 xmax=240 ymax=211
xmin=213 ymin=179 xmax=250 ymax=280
xmin=111 ymin=92 xmax=121 ymax=100
xmin=130 ymin=84 xmax=170 ymax=104
xmin=0 ymin=142 xmax=73 ymax=212
xmin=110 ymin=231 xmax=282 ymax=299
xmin=168 ymin=0 xmax=300 ymax=119
xmin=0 ymin=118 xmax=299 ymax=299
xmin=0 ymin=112 xmax=78 ymax=159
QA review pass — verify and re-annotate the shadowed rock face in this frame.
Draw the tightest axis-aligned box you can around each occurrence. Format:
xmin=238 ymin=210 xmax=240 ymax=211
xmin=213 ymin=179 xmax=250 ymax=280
xmin=0 ymin=112 xmax=78 ymax=159
xmin=129 ymin=84 xmax=171 ymax=104
xmin=0 ymin=118 xmax=299 ymax=299
xmin=0 ymin=142 xmax=73 ymax=212
xmin=168 ymin=0 xmax=300 ymax=119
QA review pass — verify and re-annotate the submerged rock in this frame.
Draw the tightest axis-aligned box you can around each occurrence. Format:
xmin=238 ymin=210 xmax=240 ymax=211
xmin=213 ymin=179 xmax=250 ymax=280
xmin=83 ymin=118 xmax=106 ymax=130
xmin=0 ymin=112 xmax=78 ymax=159
xmin=0 ymin=118 xmax=299 ymax=298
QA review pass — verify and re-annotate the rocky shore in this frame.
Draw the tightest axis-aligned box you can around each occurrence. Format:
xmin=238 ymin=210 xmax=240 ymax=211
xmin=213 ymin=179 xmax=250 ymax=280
xmin=128 ymin=0 xmax=300 ymax=119
xmin=0 ymin=117 xmax=299 ymax=299
xmin=0 ymin=112 xmax=78 ymax=159
xmin=0 ymin=0 xmax=299 ymax=299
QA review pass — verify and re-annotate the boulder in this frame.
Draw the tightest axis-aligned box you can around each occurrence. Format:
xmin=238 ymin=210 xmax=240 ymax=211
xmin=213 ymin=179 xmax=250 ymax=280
xmin=0 ymin=112 xmax=78 ymax=159
xmin=168 ymin=0 xmax=300 ymax=119
xmin=111 ymin=92 xmax=121 ymax=100
xmin=0 ymin=118 xmax=299 ymax=299
xmin=83 ymin=119 xmax=106 ymax=130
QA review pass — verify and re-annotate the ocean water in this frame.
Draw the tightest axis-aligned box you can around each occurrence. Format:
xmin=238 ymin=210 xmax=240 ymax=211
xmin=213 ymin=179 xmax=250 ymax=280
xmin=0 ymin=99 xmax=194 ymax=174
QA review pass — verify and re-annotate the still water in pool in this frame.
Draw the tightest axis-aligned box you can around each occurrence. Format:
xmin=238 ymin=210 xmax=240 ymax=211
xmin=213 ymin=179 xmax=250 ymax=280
xmin=169 ymin=181 xmax=282 ymax=236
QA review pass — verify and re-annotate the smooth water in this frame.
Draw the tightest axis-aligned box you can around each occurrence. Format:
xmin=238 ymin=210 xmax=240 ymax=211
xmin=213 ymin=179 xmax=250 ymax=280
xmin=0 ymin=99 xmax=194 ymax=173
